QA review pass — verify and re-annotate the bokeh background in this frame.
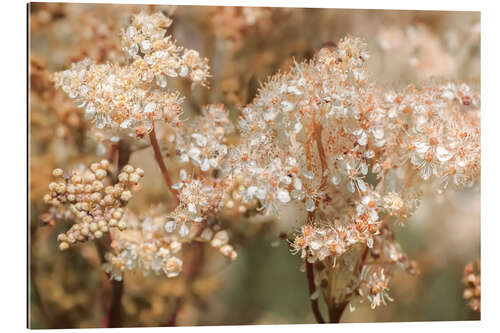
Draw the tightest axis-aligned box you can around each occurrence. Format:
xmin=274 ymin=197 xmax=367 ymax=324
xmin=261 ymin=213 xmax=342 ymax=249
xmin=29 ymin=3 xmax=480 ymax=328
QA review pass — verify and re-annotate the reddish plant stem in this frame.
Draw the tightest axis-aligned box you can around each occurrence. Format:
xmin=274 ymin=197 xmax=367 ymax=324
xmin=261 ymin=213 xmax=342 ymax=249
xmin=313 ymin=117 xmax=329 ymax=190
xmin=328 ymin=245 xmax=369 ymax=323
xmin=328 ymin=300 xmax=348 ymax=323
xmin=107 ymin=279 xmax=124 ymax=328
xmin=100 ymin=142 xmax=131 ymax=328
xmin=327 ymin=240 xmax=372 ymax=324
xmin=107 ymin=143 xmax=118 ymax=166
xmin=147 ymin=125 xmax=199 ymax=326
xmin=165 ymin=298 xmax=183 ymax=326
xmin=304 ymin=210 xmax=327 ymax=324
xmin=355 ymin=245 xmax=369 ymax=276
xmin=117 ymin=140 xmax=131 ymax=170
xmin=328 ymin=218 xmax=393 ymax=323
xmin=96 ymin=236 xmax=124 ymax=328
xmin=306 ymin=261 xmax=325 ymax=324
xmin=326 ymin=234 xmax=371 ymax=324
xmin=98 ymin=237 xmax=124 ymax=328
xmin=149 ymin=126 xmax=179 ymax=206
xmin=323 ymin=246 xmax=368 ymax=324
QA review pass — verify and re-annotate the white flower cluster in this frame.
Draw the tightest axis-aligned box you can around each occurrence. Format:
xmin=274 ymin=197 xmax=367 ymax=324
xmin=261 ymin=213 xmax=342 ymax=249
xmin=102 ymin=210 xmax=184 ymax=281
xmin=53 ymin=12 xmax=210 ymax=138
xmin=225 ymin=35 xmax=480 ymax=240
xmin=121 ymin=12 xmax=210 ymax=86
xmin=378 ymin=81 xmax=480 ymax=190
xmin=52 ymin=54 xmax=185 ymax=137
xmin=224 ymin=37 xmax=377 ymax=217
xmin=174 ymin=104 xmax=234 ymax=172
xmin=102 ymin=195 xmax=238 ymax=281
xmin=168 ymin=175 xmax=225 ymax=233
xmin=222 ymin=36 xmax=479 ymax=311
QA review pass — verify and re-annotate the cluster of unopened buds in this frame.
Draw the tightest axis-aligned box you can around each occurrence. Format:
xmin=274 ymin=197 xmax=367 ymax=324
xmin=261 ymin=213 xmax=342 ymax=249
xmin=43 ymin=160 xmax=143 ymax=250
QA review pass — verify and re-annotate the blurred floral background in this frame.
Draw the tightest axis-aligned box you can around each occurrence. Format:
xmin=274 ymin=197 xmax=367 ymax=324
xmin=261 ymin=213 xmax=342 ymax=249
xmin=29 ymin=3 xmax=480 ymax=328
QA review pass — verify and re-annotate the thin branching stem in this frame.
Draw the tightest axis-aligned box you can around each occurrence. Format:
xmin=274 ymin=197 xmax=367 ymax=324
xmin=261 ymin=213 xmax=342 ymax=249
xmin=99 ymin=142 xmax=131 ymax=328
xmin=306 ymin=261 xmax=325 ymax=324
xmin=328 ymin=300 xmax=348 ymax=323
xmin=107 ymin=279 xmax=124 ymax=327
xmin=149 ymin=125 xmax=179 ymax=206
xmin=313 ymin=113 xmax=329 ymax=190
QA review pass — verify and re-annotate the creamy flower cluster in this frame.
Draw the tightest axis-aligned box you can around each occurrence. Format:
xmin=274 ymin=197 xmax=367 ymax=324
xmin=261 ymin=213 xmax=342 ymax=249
xmin=173 ymin=104 xmax=234 ymax=173
xmin=121 ymin=12 xmax=210 ymax=86
xmin=223 ymin=36 xmax=479 ymax=310
xmin=102 ymin=210 xmax=184 ymax=280
xmin=226 ymin=35 xmax=479 ymax=241
xmin=166 ymin=174 xmax=237 ymax=261
xmin=48 ymin=12 xmax=481 ymax=312
xmin=53 ymin=12 xmax=210 ymax=138
xmin=102 ymin=199 xmax=238 ymax=281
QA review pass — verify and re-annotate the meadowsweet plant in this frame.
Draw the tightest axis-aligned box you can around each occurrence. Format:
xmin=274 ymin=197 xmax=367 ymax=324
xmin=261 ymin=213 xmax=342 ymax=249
xmin=223 ymin=37 xmax=479 ymax=320
xmin=49 ymin=11 xmax=237 ymax=272
xmin=39 ymin=9 xmax=481 ymax=326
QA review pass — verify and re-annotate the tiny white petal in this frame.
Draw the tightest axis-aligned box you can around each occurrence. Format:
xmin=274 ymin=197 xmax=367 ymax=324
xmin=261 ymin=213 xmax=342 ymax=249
xmin=357 ymin=179 xmax=367 ymax=192
xmin=436 ymin=146 xmax=452 ymax=162
xmin=165 ymin=221 xmax=176 ymax=233
xmin=305 ymin=199 xmax=315 ymax=212
xmin=277 ymin=189 xmax=291 ymax=203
